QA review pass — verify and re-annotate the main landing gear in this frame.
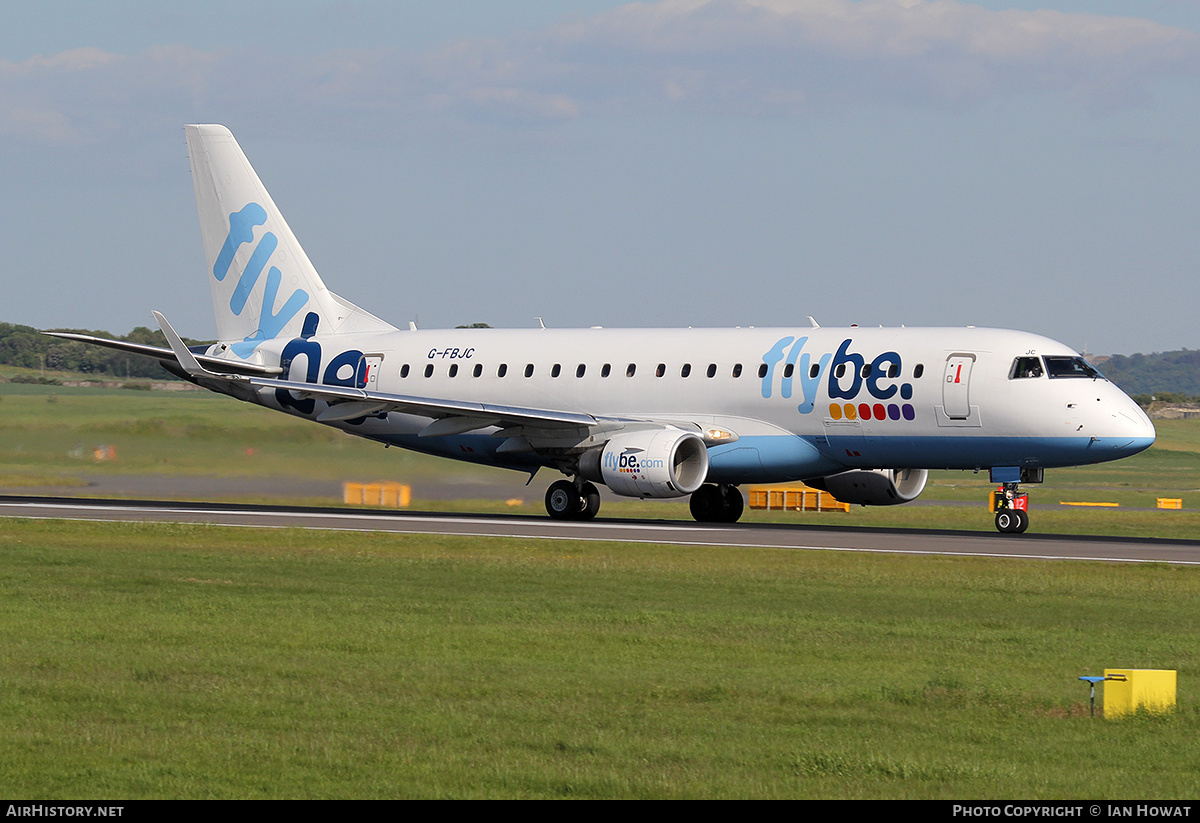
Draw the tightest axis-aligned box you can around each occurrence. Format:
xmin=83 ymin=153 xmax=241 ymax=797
xmin=545 ymin=478 xmax=601 ymax=521
xmin=689 ymin=483 xmax=745 ymax=524
xmin=544 ymin=480 xmax=746 ymax=524
xmin=993 ymin=482 xmax=1029 ymax=534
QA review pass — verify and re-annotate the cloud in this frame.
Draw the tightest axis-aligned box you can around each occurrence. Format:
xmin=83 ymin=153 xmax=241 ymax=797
xmin=521 ymin=0 xmax=1199 ymax=113
xmin=0 ymin=1 xmax=1195 ymax=144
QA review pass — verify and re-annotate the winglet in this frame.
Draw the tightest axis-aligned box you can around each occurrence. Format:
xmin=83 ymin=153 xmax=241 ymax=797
xmin=153 ymin=311 xmax=210 ymax=378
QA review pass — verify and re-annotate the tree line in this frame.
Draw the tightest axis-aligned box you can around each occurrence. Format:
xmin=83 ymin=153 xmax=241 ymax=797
xmin=0 ymin=322 xmax=210 ymax=381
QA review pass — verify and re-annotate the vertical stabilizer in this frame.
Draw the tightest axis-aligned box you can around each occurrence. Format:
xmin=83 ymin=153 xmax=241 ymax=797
xmin=185 ymin=124 xmax=396 ymax=357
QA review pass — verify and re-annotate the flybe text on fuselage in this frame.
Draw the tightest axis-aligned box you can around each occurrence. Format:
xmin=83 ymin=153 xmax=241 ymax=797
xmin=760 ymin=334 xmax=916 ymax=421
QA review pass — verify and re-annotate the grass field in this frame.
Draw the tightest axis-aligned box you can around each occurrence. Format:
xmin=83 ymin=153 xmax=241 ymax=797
xmin=2 ymin=518 xmax=1198 ymax=799
xmin=1 ymin=383 xmax=1199 ymax=798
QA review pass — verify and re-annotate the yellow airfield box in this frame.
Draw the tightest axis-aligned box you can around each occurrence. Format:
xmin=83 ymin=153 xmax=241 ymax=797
xmin=1103 ymin=669 xmax=1176 ymax=717
xmin=344 ymin=482 xmax=411 ymax=508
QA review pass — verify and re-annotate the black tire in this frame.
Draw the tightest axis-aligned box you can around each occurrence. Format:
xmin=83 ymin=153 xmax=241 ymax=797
xmin=580 ymin=482 xmax=601 ymax=520
xmin=690 ymin=484 xmax=722 ymax=522
xmin=995 ymin=510 xmax=1016 ymax=533
xmin=720 ymin=485 xmax=744 ymax=523
xmin=546 ymin=480 xmax=581 ymax=520
xmin=1013 ymin=509 xmax=1029 ymax=534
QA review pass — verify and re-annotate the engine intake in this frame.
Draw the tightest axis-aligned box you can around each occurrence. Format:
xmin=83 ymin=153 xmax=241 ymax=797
xmin=580 ymin=430 xmax=709 ymax=498
xmin=806 ymin=468 xmax=928 ymax=506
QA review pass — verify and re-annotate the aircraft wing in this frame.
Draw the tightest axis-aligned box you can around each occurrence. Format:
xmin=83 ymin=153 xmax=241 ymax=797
xmin=245 ymin=374 xmax=601 ymax=430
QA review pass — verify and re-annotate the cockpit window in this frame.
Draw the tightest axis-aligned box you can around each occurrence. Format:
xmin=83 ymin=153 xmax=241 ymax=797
xmin=1009 ymin=356 xmax=1043 ymax=379
xmin=1043 ymin=356 xmax=1104 ymax=380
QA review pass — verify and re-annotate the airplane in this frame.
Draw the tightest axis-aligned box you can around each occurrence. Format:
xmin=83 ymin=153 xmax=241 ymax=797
xmin=49 ymin=124 xmax=1156 ymax=534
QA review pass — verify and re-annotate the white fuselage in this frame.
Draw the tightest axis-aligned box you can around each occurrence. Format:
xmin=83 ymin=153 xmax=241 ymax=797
xmin=215 ymin=323 xmax=1155 ymax=484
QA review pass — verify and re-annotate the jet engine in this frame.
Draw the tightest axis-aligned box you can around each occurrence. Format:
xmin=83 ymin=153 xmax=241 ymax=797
xmin=805 ymin=468 xmax=928 ymax=506
xmin=579 ymin=430 xmax=709 ymax=498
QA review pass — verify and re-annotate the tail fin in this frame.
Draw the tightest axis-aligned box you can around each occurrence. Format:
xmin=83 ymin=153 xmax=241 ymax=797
xmin=185 ymin=124 xmax=396 ymax=358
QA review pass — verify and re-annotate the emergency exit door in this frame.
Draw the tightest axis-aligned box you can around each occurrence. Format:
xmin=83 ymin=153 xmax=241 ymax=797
xmin=943 ymin=354 xmax=975 ymax=419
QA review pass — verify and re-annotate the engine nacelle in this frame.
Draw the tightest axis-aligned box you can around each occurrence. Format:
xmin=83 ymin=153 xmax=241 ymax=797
xmin=580 ymin=430 xmax=709 ymax=499
xmin=806 ymin=468 xmax=928 ymax=506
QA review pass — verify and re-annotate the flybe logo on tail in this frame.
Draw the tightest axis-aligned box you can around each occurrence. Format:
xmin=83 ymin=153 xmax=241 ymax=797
xmin=761 ymin=335 xmax=916 ymax=421
xmin=214 ymin=203 xmax=310 ymax=358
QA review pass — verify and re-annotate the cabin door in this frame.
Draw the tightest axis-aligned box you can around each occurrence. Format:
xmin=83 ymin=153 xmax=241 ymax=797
xmin=942 ymin=354 xmax=976 ymax=419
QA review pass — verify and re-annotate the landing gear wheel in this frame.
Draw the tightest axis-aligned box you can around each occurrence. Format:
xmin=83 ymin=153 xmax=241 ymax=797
xmin=995 ymin=509 xmax=1029 ymax=534
xmin=545 ymin=479 xmax=602 ymax=521
xmin=546 ymin=480 xmax=580 ymax=520
xmin=1013 ymin=509 xmax=1029 ymax=534
xmin=719 ymin=484 xmax=744 ymax=524
xmin=689 ymin=484 xmax=723 ymax=523
xmin=995 ymin=510 xmax=1015 ymax=533
xmin=579 ymin=482 xmax=601 ymax=521
xmin=691 ymin=484 xmax=743 ymax=523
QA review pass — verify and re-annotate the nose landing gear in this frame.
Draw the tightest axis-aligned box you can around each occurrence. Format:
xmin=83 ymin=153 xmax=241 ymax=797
xmin=993 ymin=482 xmax=1029 ymax=534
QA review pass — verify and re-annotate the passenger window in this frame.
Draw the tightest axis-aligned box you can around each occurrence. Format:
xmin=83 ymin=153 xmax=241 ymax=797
xmin=473 ymin=364 xmax=482 ymax=378
xmin=707 ymin=364 xmax=716 ymax=378
xmin=861 ymin=364 xmax=871 ymax=378
xmin=400 ymin=364 xmax=410 ymax=378
xmin=887 ymin=363 xmax=899 ymax=379
xmin=758 ymin=363 xmax=768 ymax=378
xmin=1010 ymin=356 xmax=1044 ymax=379
xmin=497 ymin=363 xmax=507 ymax=377
xmin=656 ymin=363 xmax=666 ymax=378
xmin=448 ymin=364 xmax=458 ymax=377
xmin=626 ymin=364 xmax=636 ymax=377
xmin=551 ymin=364 xmax=561 ymax=378
xmin=576 ymin=364 xmax=586 ymax=378
xmin=424 ymin=364 xmax=434 ymax=378
xmin=914 ymin=364 xmax=924 ymax=379
xmin=783 ymin=364 xmax=794 ymax=378
xmin=602 ymin=363 xmax=611 ymax=378
xmin=810 ymin=363 xmax=819 ymax=378
xmin=680 ymin=364 xmax=691 ymax=378
xmin=835 ymin=364 xmax=845 ymax=378
xmin=525 ymin=364 xmax=535 ymax=378
xmin=732 ymin=364 xmax=742 ymax=378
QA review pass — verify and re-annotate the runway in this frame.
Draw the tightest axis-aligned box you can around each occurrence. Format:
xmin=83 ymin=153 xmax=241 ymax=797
xmin=3 ymin=495 xmax=1199 ymax=565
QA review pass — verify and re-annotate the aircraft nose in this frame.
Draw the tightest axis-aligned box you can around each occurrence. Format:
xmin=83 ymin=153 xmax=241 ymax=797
xmin=1110 ymin=399 xmax=1156 ymax=455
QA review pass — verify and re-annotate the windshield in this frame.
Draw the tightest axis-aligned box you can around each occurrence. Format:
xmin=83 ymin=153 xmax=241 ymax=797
xmin=1009 ymin=356 xmax=1043 ymax=379
xmin=1043 ymin=356 xmax=1104 ymax=380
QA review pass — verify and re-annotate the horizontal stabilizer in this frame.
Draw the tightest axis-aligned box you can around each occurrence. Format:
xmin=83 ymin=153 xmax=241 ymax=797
xmin=42 ymin=331 xmax=282 ymax=377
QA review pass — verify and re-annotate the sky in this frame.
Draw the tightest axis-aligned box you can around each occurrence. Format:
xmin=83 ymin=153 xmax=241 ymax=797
xmin=3 ymin=0 xmax=1198 ymax=356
